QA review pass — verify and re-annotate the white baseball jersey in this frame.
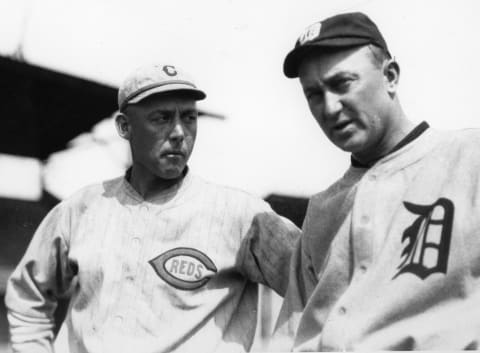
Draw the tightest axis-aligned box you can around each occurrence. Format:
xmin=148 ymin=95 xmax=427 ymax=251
xmin=273 ymin=126 xmax=480 ymax=351
xmin=5 ymin=171 xmax=300 ymax=353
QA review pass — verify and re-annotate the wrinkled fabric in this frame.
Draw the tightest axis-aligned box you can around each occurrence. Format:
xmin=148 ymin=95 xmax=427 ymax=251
xmin=6 ymin=172 xmax=300 ymax=353
xmin=274 ymin=128 xmax=480 ymax=351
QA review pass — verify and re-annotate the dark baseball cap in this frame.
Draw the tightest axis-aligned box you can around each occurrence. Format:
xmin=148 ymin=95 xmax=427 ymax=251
xmin=283 ymin=12 xmax=391 ymax=78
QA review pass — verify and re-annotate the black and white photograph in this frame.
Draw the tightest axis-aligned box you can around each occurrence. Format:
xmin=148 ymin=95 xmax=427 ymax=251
xmin=1 ymin=0 xmax=480 ymax=352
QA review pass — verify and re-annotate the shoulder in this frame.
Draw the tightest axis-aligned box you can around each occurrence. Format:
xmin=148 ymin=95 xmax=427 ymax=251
xmin=429 ymin=128 xmax=480 ymax=162
xmin=429 ymin=127 xmax=480 ymax=146
xmin=308 ymin=167 xmax=362 ymax=209
xmin=60 ymin=175 xmax=124 ymax=211
xmin=449 ymin=128 xmax=480 ymax=146
xmin=192 ymin=175 xmax=272 ymax=212
xmin=302 ymin=168 xmax=361 ymax=237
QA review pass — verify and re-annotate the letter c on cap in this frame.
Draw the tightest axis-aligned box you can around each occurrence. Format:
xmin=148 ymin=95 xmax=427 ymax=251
xmin=163 ymin=65 xmax=177 ymax=76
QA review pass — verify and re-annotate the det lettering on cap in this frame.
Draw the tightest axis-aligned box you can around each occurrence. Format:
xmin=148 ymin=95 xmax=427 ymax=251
xmin=298 ymin=22 xmax=321 ymax=45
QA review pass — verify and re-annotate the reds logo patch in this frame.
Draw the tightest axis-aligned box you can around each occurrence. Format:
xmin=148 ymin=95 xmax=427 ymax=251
xmin=149 ymin=248 xmax=217 ymax=290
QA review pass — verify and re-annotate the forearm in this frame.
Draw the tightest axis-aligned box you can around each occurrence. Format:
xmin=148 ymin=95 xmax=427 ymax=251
xmin=8 ymin=309 xmax=55 ymax=353
xmin=5 ymin=203 xmax=73 ymax=352
xmin=240 ymin=211 xmax=300 ymax=296
xmin=5 ymin=263 xmax=60 ymax=353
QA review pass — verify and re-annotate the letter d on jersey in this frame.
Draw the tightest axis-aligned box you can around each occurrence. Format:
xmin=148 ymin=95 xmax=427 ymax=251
xmin=393 ymin=198 xmax=454 ymax=280
xmin=149 ymin=248 xmax=217 ymax=290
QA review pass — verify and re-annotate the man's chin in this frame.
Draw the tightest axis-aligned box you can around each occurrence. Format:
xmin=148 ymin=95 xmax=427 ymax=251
xmin=333 ymin=135 xmax=366 ymax=154
xmin=335 ymin=141 xmax=359 ymax=153
xmin=156 ymin=166 xmax=186 ymax=180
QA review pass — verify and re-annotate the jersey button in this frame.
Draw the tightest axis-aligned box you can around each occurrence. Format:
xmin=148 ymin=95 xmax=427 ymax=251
xmin=338 ymin=306 xmax=347 ymax=315
xmin=359 ymin=265 xmax=368 ymax=273
xmin=114 ymin=315 xmax=123 ymax=326
xmin=132 ymin=237 xmax=141 ymax=247
xmin=360 ymin=215 xmax=370 ymax=224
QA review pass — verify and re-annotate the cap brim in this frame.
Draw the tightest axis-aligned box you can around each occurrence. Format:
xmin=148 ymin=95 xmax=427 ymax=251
xmin=128 ymin=84 xmax=206 ymax=105
xmin=283 ymin=37 xmax=373 ymax=78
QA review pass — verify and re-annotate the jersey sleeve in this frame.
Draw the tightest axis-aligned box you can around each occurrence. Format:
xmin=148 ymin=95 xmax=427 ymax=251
xmin=237 ymin=198 xmax=301 ymax=296
xmin=270 ymin=200 xmax=320 ymax=350
xmin=4 ymin=202 xmax=76 ymax=353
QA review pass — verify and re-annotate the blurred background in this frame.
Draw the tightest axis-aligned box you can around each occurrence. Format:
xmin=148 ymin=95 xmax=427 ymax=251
xmin=1 ymin=0 xmax=480 ymax=351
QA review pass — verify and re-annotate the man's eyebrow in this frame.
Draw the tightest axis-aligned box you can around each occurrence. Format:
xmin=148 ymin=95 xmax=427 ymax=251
xmin=148 ymin=108 xmax=172 ymax=114
xmin=324 ymin=71 xmax=358 ymax=84
xmin=181 ymin=108 xmax=198 ymax=115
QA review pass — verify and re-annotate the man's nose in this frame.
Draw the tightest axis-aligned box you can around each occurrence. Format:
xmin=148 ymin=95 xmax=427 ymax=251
xmin=170 ymin=119 xmax=185 ymax=142
xmin=323 ymin=91 xmax=342 ymax=118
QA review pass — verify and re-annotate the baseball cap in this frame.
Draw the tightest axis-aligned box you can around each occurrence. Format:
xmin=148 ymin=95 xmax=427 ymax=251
xmin=283 ymin=12 xmax=391 ymax=78
xmin=118 ymin=63 xmax=206 ymax=110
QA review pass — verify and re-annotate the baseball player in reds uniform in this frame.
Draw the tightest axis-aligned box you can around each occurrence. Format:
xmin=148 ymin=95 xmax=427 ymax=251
xmin=5 ymin=63 xmax=300 ymax=353
xmin=271 ymin=12 xmax=480 ymax=351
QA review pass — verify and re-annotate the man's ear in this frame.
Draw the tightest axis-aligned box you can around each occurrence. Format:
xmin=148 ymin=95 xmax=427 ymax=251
xmin=383 ymin=59 xmax=400 ymax=95
xmin=115 ymin=112 xmax=131 ymax=140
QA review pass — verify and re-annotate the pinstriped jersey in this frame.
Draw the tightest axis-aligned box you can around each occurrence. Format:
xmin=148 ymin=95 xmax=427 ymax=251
xmin=273 ymin=128 xmax=480 ymax=351
xmin=5 ymin=171 xmax=300 ymax=353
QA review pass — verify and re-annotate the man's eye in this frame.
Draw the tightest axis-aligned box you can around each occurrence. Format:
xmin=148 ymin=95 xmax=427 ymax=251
xmin=149 ymin=115 xmax=169 ymax=123
xmin=183 ymin=115 xmax=198 ymax=123
xmin=331 ymin=78 xmax=352 ymax=93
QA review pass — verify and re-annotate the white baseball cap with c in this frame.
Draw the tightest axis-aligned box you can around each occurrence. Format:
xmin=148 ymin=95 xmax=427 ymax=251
xmin=118 ymin=63 xmax=206 ymax=111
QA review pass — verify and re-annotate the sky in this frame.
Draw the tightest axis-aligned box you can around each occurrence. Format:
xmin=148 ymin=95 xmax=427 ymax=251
xmin=1 ymin=0 xmax=480 ymax=198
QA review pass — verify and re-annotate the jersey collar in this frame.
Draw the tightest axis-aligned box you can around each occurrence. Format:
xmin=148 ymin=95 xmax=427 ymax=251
xmin=351 ymin=121 xmax=430 ymax=169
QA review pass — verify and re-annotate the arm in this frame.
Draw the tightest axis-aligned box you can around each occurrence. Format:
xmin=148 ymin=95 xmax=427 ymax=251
xmin=269 ymin=198 xmax=320 ymax=351
xmin=5 ymin=204 xmax=76 ymax=353
xmin=269 ymin=235 xmax=317 ymax=350
xmin=238 ymin=200 xmax=301 ymax=296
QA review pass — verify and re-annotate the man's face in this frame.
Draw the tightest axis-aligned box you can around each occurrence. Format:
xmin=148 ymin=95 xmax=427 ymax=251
xmin=122 ymin=93 xmax=197 ymax=180
xmin=298 ymin=46 xmax=395 ymax=161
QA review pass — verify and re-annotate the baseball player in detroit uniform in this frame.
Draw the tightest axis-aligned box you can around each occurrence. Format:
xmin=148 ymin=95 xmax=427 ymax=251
xmin=5 ymin=63 xmax=300 ymax=353
xmin=271 ymin=12 xmax=480 ymax=351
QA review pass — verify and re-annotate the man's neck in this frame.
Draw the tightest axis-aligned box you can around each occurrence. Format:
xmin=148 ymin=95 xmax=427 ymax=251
xmin=352 ymin=119 xmax=428 ymax=168
xmin=128 ymin=166 xmax=186 ymax=200
xmin=357 ymin=121 xmax=414 ymax=162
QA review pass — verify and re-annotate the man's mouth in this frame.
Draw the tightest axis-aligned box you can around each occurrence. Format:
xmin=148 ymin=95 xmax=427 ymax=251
xmin=162 ymin=151 xmax=185 ymax=158
xmin=333 ymin=120 xmax=353 ymax=132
